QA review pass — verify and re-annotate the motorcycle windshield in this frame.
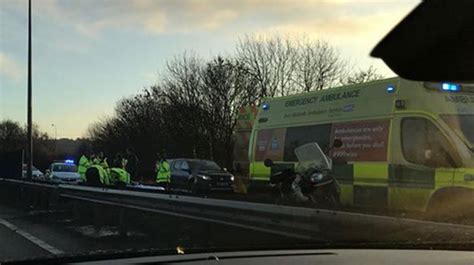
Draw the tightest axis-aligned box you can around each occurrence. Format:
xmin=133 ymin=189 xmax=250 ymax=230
xmin=294 ymin=142 xmax=331 ymax=170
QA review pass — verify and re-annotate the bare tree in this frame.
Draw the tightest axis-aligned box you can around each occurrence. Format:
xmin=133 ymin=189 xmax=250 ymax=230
xmin=199 ymin=56 xmax=259 ymax=164
xmin=342 ymin=65 xmax=385 ymax=85
xmin=0 ymin=120 xmax=25 ymax=152
xmin=0 ymin=120 xmax=53 ymax=170
xmin=237 ymin=34 xmax=298 ymax=98
xmin=162 ymin=52 xmax=204 ymax=107
xmin=160 ymin=53 xmax=210 ymax=158
xmin=237 ymin=34 xmax=348 ymax=96
xmin=295 ymin=40 xmax=346 ymax=91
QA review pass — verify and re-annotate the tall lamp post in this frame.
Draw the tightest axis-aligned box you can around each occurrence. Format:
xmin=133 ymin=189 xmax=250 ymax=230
xmin=26 ymin=0 xmax=33 ymax=181
xmin=51 ymin=124 xmax=57 ymax=153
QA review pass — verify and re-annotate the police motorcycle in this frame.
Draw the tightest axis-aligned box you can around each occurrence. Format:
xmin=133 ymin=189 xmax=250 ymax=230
xmin=264 ymin=140 xmax=342 ymax=207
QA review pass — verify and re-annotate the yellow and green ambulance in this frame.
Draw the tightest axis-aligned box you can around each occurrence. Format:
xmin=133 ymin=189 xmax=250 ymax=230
xmin=245 ymin=77 xmax=474 ymax=212
xmin=233 ymin=105 xmax=258 ymax=193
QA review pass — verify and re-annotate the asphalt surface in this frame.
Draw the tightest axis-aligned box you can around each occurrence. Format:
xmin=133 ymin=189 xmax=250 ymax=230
xmin=0 ymin=202 xmax=290 ymax=263
xmin=0 ymin=222 xmax=50 ymax=261
xmin=0 ymin=203 xmax=173 ymax=262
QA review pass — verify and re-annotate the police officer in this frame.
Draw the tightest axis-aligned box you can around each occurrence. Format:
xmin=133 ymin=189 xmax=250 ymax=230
xmin=125 ymin=148 xmax=138 ymax=180
xmin=109 ymin=167 xmax=131 ymax=187
xmin=111 ymin=152 xmax=123 ymax=168
xmin=121 ymin=156 xmax=128 ymax=170
xmin=78 ymin=151 xmax=92 ymax=182
xmin=93 ymin=151 xmax=109 ymax=169
xmin=156 ymin=152 xmax=171 ymax=190
xmin=85 ymin=164 xmax=110 ymax=186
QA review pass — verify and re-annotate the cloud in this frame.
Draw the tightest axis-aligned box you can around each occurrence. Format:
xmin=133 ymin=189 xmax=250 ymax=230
xmin=0 ymin=0 xmax=368 ymax=36
xmin=69 ymin=0 xmax=242 ymax=35
xmin=256 ymin=2 xmax=416 ymax=51
xmin=2 ymin=0 xmax=419 ymax=40
xmin=0 ymin=53 xmax=23 ymax=81
xmin=264 ymin=12 xmax=403 ymax=40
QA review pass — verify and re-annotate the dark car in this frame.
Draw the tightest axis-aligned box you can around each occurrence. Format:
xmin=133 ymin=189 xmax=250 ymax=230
xmin=170 ymin=159 xmax=234 ymax=194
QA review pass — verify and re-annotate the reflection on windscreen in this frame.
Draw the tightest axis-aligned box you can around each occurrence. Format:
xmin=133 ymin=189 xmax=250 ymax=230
xmin=441 ymin=114 xmax=474 ymax=147
xmin=53 ymin=165 xmax=77 ymax=172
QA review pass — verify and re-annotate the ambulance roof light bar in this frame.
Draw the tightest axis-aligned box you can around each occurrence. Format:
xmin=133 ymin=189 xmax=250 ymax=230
xmin=424 ymin=82 xmax=462 ymax=92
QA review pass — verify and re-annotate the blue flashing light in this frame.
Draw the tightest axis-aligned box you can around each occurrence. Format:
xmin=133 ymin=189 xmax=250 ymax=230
xmin=65 ymin=159 xmax=74 ymax=164
xmin=262 ymin=102 xmax=270 ymax=111
xmin=442 ymin=82 xmax=461 ymax=92
xmin=450 ymin=84 xmax=460 ymax=92
xmin=386 ymin=85 xmax=395 ymax=93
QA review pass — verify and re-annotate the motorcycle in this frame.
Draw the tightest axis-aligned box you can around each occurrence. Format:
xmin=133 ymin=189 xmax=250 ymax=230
xmin=264 ymin=140 xmax=342 ymax=207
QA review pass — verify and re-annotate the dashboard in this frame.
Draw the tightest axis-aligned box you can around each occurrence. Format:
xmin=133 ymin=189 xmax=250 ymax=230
xmin=77 ymin=249 xmax=474 ymax=265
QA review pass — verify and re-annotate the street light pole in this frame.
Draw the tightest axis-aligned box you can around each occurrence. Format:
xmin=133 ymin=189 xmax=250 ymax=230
xmin=26 ymin=0 xmax=33 ymax=181
xmin=51 ymin=124 xmax=57 ymax=153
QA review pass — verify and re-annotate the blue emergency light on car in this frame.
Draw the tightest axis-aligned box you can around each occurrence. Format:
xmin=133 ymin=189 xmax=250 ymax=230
xmin=262 ymin=102 xmax=270 ymax=111
xmin=386 ymin=85 xmax=396 ymax=93
xmin=65 ymin=159 xmax=74 ymax=164
xmin=442 ymin=82 xmax=461 ymax=92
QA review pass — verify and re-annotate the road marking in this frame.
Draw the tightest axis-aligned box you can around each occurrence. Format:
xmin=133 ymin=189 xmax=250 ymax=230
xmin=0 ymin=218 xmax=64 ymax=255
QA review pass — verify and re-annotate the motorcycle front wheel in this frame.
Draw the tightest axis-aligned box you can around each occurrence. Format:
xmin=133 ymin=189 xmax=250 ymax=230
xmin=309 ymin=182 xmax=340 ymax=208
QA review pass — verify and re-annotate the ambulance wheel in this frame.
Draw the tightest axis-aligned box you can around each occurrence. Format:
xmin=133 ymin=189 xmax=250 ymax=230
xmin=427 ymin=189 xmax=474 ymax=223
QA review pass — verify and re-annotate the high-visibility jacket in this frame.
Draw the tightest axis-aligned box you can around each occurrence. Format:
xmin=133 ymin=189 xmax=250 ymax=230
xmin=121 ymin=158 xmax=128 ymax=170
xmin=93 ymin=157 xmax=109 ymax=169
xmin=87 ymin=164 xmax=110 ymax=185
xmin=78 ymin=155 xmax=91 ymax=181
xmin=109 ymin=168 xmax=130 ymax=185
xmin=156 ymin=160 xmax=171 ymax=183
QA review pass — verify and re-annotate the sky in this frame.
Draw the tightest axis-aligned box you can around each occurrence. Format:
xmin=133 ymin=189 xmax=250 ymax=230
xmin=0 ymin=0 xmax=420 ymax=139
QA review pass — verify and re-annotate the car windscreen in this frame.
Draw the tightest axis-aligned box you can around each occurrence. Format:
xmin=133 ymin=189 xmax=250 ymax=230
xmin=440 ymin=114 xmax=474 ymax=148
xmin=52 ymin=164 xmax=77 ymax=172
xmin=190 ymin=160 xmax=222 ymax=171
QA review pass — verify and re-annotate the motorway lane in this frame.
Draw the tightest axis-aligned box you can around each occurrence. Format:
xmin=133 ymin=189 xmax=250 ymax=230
xmin=0 ymin=223 xmax=51 ymax=261
xmin=0 ymin=201 xmax=291 ymax=263
xmin=0 ymin=204 xmax=163 ymax=263
xmin=0 ymin=204 xmax=65 ymax=261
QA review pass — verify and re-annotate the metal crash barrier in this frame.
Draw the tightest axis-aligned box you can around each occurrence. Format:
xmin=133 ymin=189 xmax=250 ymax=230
xmin=2 ymin=178 xmax=474 ymax=242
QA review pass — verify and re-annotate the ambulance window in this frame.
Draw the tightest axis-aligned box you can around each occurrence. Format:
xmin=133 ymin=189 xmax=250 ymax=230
xmin=401 ymin=118 xmax=455 ymax=168
xmin=283 ymin=124 xmax=331 ymax=161
xmin=441 ymin=114 xmax=474 ymax=147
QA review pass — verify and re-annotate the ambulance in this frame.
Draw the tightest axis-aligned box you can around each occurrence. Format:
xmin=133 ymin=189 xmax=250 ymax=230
xmin=243 ymin=77 xmax=474 ymax=213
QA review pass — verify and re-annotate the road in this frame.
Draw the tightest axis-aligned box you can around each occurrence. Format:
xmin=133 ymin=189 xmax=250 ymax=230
xmin=0 ymin=202 xmax=288 ymax=263
xmin=0 ymin=220 xmax=50 ymax=261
